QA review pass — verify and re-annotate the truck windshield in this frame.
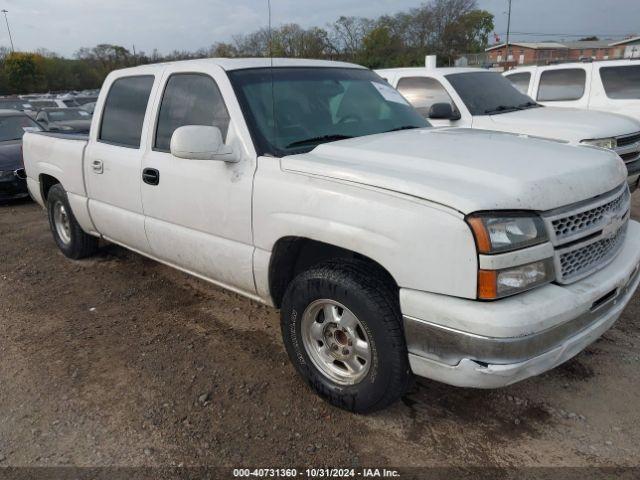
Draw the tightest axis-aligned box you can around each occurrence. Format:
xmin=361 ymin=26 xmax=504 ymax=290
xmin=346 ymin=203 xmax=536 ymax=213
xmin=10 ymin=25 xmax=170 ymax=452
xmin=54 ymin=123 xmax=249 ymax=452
xmin=445 ymin=71 xmax=540 ymax=116
xmin=228 ymin=67 xmax=429 ymax=156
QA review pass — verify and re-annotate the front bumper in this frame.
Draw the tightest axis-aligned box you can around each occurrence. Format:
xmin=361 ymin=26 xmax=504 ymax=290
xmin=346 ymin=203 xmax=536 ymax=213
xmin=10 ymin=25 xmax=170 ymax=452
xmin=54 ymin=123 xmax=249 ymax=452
xmin=402 ymin=220 xmax=640 ymax=388
xmin=0 ymin=170 xmax=29 ymax=201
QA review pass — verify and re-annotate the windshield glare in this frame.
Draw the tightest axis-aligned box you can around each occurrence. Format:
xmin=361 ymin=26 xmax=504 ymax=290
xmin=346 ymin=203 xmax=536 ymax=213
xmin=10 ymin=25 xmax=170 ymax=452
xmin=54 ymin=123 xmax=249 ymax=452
xmin=0 ymin=116 xmax=41 ymax=142
xmin=229 ymin=67 xmax=429 ymax=156
xmin=445 ymin=71 xmax=538 ymax=116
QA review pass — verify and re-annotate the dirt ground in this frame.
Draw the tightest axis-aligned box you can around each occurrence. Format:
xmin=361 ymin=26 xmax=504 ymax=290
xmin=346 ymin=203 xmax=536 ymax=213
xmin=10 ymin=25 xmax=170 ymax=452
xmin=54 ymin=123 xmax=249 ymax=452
xmin=0 ymin=195 xmax=639 ymax=470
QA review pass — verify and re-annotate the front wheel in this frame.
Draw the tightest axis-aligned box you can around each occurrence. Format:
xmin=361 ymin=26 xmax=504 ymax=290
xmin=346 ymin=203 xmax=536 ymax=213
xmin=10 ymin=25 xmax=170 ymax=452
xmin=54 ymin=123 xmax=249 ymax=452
xmin=280 ymin=259 xmax=410 ymax=413
xmin=47 ymin=184 xmax=99 ymax=259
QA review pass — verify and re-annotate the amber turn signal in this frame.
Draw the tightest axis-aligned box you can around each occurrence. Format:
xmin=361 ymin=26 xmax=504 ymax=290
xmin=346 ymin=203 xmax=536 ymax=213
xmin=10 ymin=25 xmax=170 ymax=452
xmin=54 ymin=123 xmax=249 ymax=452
xmin=467 ymin=217 xmax=492 ymax=254
xmin=477 ymin=269 xmax=498 ymax=300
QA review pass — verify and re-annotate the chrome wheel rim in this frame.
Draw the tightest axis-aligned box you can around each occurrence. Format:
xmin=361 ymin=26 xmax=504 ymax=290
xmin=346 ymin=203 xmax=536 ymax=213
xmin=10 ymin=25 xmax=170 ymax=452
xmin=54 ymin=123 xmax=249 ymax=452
xmin=53 ymin=201 xmax=72 ymax=245
xmin=301 ymin=299 xmax=372 ymax=386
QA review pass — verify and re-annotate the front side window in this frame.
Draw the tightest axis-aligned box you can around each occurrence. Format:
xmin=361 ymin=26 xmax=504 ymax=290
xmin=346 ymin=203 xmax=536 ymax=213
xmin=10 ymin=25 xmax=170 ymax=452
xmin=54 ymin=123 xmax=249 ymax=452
xmin=600 ymin=65 xmax=640 ymax=99
xmin=228 ymin=67 xmax=428 ymax=157
xmin=99 ymin=75 xmax=154 ymax=148
xmin=396 ymin=77 xmax=455 ymax=117
xmin=155 ymin=73 xmax=230 ymax=152
xmin=505 ymin=72 xmax=531 ymax=94
xmin=537 ymin=69 xmax=586 ymax=101
xmin=446 ymin=71 xmax=537 ymax=115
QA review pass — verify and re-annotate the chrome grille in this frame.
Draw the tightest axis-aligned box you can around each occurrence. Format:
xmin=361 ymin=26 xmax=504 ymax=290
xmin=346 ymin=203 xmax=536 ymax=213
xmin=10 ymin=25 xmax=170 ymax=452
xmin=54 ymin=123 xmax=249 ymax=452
xmin=550 ymin=187 xmax=629 ymax=242
xmin=558 ymin=223 xmax=628 ymax=283
xmin=543 ymin=184 xmax=630 ymax=284
xmin=616 ymin=132 xmax=640 ymax=148
xmin=615 ymin=132 xmax=640 ymax=164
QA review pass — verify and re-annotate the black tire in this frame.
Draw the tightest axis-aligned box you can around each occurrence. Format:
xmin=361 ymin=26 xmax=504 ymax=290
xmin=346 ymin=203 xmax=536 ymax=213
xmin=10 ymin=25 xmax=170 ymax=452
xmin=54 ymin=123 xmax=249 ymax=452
xmin=280 ymin=259 xmax=410 ymax=413
xmin=47 ymin=183 xmax=99 ymax=259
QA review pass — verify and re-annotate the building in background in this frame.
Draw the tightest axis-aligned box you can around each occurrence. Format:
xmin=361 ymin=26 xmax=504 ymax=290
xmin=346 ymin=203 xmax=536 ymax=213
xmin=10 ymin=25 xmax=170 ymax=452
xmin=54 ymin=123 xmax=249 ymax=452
xmin=475 ymin=37 xmax=640 ymax=68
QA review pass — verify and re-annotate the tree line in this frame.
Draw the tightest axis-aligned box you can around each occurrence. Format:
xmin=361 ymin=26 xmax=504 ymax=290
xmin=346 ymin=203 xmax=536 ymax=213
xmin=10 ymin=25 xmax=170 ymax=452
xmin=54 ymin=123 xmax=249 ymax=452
xmin=0 ymin=0 xmax=493 ymax=95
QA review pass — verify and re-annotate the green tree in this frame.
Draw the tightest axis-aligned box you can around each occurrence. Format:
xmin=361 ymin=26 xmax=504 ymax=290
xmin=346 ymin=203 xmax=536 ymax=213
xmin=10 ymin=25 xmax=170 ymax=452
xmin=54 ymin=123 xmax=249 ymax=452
xmin=4 ymin=52 xmax=45 ymax=93
xmin=359 ymin=26 xmax=404 ymax=68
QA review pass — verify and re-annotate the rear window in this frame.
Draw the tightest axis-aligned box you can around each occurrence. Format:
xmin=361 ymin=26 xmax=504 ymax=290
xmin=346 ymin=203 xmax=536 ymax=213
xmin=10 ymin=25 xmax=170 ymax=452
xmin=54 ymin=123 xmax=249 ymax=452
xmin=600 ymin=65 xmax=640 ymax=99
xmin=99 ymin=76 xmax=154 ymax=148
xmin=537 ymin=69 xmax=586 ymax=101
xmin=505 ymin=72 xmax=531 ymax=94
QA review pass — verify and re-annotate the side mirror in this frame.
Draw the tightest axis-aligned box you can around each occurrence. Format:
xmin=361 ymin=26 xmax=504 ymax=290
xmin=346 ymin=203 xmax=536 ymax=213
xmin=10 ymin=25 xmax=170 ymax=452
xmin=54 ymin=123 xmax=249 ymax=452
xmin=428 ymin=103 xmax=461 ymax=121
xmin=170 ymin=125 xmax=237 ymax=162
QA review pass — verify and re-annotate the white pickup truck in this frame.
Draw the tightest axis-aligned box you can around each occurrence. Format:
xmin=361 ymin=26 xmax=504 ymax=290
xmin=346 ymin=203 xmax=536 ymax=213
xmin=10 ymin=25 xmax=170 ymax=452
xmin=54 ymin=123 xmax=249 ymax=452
xmin=24 ymin=58 xmax=640 ymax=413
xmin=378 ymin=67 xmax=640 ymax=191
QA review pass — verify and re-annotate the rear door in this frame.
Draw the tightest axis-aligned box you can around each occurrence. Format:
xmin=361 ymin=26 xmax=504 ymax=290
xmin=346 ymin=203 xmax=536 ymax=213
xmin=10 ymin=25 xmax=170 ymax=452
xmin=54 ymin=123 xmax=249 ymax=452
xmin=84 ymin=71 xmax=159 ymax=253
xmin=140 ymin=63 xmax=257 ymax=295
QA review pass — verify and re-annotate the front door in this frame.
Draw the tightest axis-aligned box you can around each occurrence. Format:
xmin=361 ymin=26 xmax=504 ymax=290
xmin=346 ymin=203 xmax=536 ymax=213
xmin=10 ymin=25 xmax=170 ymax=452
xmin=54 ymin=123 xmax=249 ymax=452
xmin=140 ymin=65 xmax=257 ymax=295
xmin=84 ymin=73 xmax=157 ymax=253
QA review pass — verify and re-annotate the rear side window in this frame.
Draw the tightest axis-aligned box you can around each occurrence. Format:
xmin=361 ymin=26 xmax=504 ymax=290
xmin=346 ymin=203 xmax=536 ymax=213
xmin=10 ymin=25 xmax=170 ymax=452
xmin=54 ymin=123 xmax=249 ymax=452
xmin=155 ymin=73 xmax=230 ymax=152
xmin=396 ymin=77 xmax=454 ymax=117
xmin=600 ymin=65 xmax=640 ymax=99
xmin=505 ymin=72 xmax=531 ymax=94
xmin=99 ymin=75 xmax=154 ymax=148
xmin=537 ymin=69 xmax=586 ymax=101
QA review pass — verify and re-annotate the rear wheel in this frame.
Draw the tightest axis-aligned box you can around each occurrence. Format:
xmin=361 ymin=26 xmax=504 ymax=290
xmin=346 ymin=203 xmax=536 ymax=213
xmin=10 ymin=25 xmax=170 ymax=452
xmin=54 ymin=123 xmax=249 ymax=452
xmin=281 ymin=259 xmax=410 ymax=413
xmin=47 ymin=184 xmax=98 ymax=259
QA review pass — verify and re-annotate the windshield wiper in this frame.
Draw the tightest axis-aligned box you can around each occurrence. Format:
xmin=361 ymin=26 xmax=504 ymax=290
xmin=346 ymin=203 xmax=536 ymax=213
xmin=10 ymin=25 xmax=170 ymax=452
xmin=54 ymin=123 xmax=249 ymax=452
xmin=286 ymin=134 xmax=353 ymax=149
xmin=483 ymin=105 xmax=521 ymax=115
xmin=385 ymin=125 xmax=421 ymax=133
xmin=517 ymin=101 xmax=541 ymax=109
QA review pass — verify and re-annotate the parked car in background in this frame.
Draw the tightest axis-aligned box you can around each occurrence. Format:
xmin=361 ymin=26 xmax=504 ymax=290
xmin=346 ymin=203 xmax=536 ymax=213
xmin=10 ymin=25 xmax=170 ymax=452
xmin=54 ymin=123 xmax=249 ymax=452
xmin=80 ymin=102 xmax=96 ymax=114
xmin=0 ymin=110 xmax=43 ymax=201
xmin=29 ymin=99 xmax=71 ymax=110
xmin=73 ymin=96 xmax=98 ymax=107
xmin=0 ymin=98 xmax=35 ymax=116
xmin=23 ymin=58 xmax=640 ymax=413
xmin=504 ymin=60 xmax=640 ymax=121
xmin=36 ymin=108 xmax=92 ymax=134
xmin=379 ymin=67 xmax=640 ymax=191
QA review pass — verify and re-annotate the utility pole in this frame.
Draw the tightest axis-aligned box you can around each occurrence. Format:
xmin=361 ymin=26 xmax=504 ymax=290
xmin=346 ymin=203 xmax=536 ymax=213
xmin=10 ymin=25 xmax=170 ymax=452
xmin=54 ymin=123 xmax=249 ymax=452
xmin=1 ymin=9 xmax=14 ymax=52
xmin=505 ymin=0 xmax=512 ymax=63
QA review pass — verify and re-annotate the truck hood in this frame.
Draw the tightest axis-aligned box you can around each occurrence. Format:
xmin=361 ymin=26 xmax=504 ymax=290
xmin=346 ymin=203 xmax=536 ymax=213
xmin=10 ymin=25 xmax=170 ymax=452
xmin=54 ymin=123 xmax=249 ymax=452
xmin=281 ymin=128 xmax=627 ymax=214
xmin=481 ymin=107 xmax=640 ymax=144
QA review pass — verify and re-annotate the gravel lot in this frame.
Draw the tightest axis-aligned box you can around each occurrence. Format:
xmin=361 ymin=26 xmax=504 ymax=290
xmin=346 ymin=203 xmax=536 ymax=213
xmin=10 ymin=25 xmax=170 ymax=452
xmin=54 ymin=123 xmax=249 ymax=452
xmin=0 ymin=195 xmax=639 ymax=469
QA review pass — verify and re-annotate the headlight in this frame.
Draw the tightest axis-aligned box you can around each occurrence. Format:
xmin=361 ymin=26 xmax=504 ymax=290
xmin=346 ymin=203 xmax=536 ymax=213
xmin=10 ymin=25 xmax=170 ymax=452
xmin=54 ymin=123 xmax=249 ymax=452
xmin=581 ymin=138 xmax=617 ymax=150
xmin=467 ymin=213 xmax=548 ymax=254
xmin=478 ymin=259 xmax=555 ymax=300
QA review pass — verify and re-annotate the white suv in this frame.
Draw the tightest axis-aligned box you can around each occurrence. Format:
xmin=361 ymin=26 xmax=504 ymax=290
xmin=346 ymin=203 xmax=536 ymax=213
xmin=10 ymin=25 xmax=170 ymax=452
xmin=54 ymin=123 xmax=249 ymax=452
xmin=380 ymin=67 xmax=640 ymax=191
xmin=504 ymin=60 xmax=640 ymax=121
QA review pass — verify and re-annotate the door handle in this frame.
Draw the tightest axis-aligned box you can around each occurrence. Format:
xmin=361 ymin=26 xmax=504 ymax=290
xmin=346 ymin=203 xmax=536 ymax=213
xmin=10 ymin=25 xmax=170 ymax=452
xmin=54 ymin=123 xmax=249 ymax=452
xmin=91 ymin=159 xmax=103 ymax=174
xmin=142 ymin=168 xmax=160 ymax=186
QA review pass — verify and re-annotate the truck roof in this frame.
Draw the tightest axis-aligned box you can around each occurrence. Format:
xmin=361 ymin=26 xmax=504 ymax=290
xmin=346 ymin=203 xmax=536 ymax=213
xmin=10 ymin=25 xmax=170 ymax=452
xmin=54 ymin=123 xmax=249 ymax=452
xmin=110 ymin=57 xmax=366 ymax=76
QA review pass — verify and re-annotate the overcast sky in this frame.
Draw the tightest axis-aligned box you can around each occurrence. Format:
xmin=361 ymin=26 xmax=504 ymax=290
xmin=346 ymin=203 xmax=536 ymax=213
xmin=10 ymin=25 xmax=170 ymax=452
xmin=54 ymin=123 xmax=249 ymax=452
xmin=2 ymin=0 xmax=639 ymax=57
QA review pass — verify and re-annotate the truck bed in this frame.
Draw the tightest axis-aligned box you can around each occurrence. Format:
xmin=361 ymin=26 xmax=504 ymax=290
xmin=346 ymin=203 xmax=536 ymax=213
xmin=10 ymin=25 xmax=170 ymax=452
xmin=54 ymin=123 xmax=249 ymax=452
xmin=23 ymin=130 xmax=89 ymax=205
xmin=34 ymin=131 xmax=89 ymax=141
